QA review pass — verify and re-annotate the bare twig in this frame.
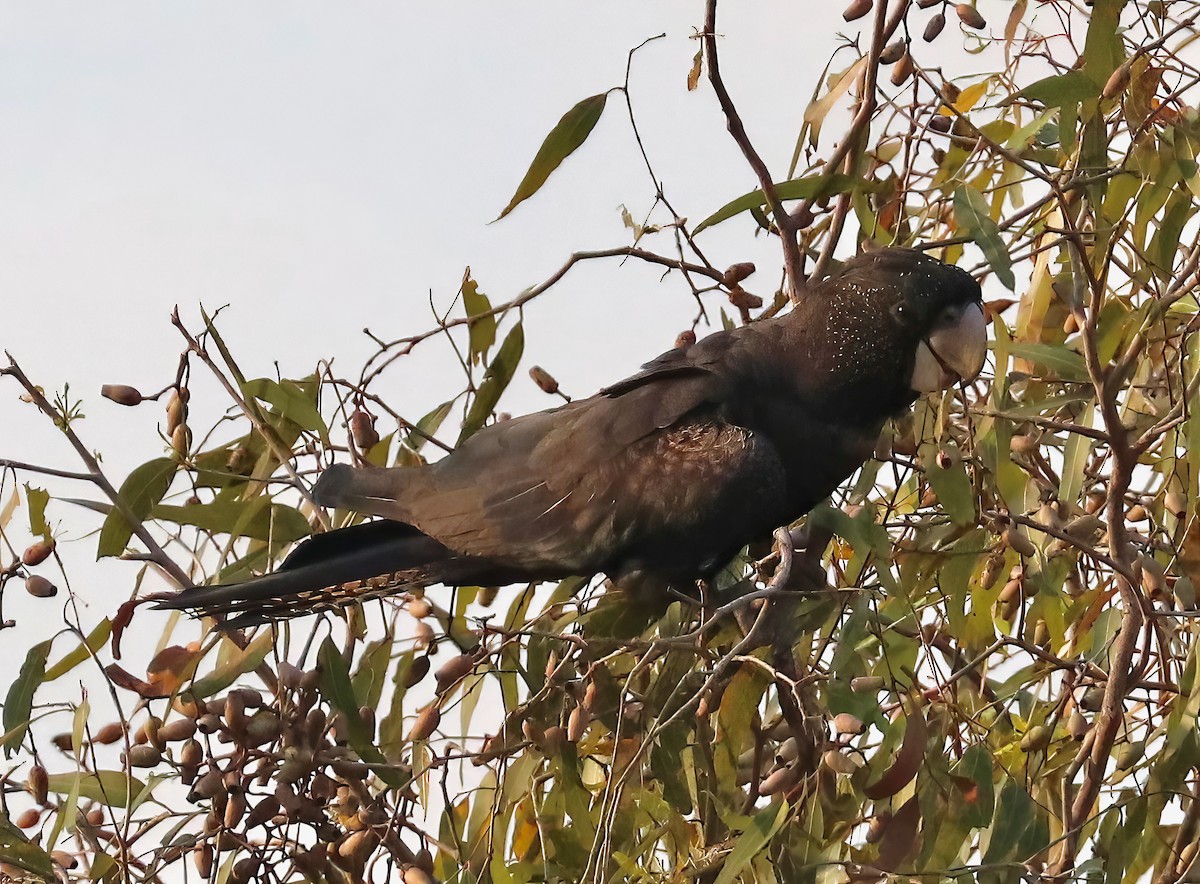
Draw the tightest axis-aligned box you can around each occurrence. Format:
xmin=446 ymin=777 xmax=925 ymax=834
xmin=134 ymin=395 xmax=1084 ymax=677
xmin=1 ymin=354 xmax=192 ymax=588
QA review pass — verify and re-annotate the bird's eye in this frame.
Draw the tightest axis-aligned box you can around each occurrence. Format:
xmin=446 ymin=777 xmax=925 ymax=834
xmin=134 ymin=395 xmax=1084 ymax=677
xmin=891 ymin=302 xmax=910 ymax=322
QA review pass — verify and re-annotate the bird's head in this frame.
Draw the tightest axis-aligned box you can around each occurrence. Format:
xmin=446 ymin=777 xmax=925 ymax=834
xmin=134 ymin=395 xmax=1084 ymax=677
xmin=802 ymin=248 xmax=988 ymax=421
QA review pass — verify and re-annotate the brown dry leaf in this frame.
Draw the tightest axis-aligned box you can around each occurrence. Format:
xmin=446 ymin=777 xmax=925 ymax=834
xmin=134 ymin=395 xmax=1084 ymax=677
xmin=875 ymin=796 xmax=921 ymax=871
xmin=687 ymin=48 xmax=703 ymax=91
xmin=146 ymin=645 xmax=201 ymax=695
xmin=864 ymin=700 xmax=928 ymax=799
xmin=105 ymin=663 xmax=165 ymax=699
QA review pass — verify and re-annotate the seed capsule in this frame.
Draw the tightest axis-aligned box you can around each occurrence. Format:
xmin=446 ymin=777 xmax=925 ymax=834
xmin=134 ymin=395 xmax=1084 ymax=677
xmin=21 ymin=540 xmax=55 ymax=566
xmin=890 ymin=51 xmax=915 ymax=86
xmin=193 ymin=844 xmax=214 ymax=878
xmin=405 ymin=655 xmax=432 ymax=688
xmin=1020 ymin=725 xmax=1052 ymax=752
xmin=349 ymin=409 xmax=380 ymax=451
xmin=955 ymin=4 xmax=987 ymax=29
xmin=435 ymin=654 xmax=476 ymax=693
xmin=843 ymin=0 xmax=872 ymax=21
xmin=759 ymin=764 xmax=800 ymax=796
xmin=171 ymin=423 xmax=191 ymax=458
xmin=24 ymin=575 xmax=57 ymax=598
xmin=1165 ymin=491 xmax=1188 ymax=520
xmin=1140 ymin=556 xmax=1168 ymax=600
xmin=126 ymin=744 xmax=162 ymax=768
xmin=165 ymin=393 xmax=187 ymax=435
xmin=245 ymin=794 xmax=280 ymax=829
xmin=180 ymin=739 xmax=203 ymax=785
xmin=157 ymin=718 xmax=197 ymax=743
xmin=413 ymin=621 xmax=435 ymax=650
xmin=924 ymin=12 xmax=946 ymax=41
xmin=1004 ymin=526 xmax=1037 ymax=558
xmin=528 ymin=366 xmax=560 ymax=395
xmin=722 ymin=262 xmax=757 ymax=286
xmin=28 ymin=764 xmax=49 ymax=805
xmin=1010 ymin=433 xmax=1038 ymax=454
xmin=567 ymin=706 xmax=590 ymax=743
xmin=823 ymin=749 xmax=859 ymax=774
xmin=1067 ymin=709 xmax=1089 ymax=740
xmin=1116 ymin=740 xmax=1145 ymax=771
xmin=879 ymin=41 xmax=907 ymax=65
xmin=833 ymin=712 xmax=866 ymax=735
xmin=407 ymin=706 xmax=440 ymax=742
xmin=101 ymin=384 xmax=144 ymax=406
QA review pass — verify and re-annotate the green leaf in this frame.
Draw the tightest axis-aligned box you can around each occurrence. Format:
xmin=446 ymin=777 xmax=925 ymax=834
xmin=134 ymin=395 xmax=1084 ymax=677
xmin=45 ymin=770 xmax=145 ymax=807
xmin=1059 ymin=403 xmax=1094 ymax=504
xmin=1150 ymin=189 xmax=1196 ymax=280
xmin=97 ymin=457 xmax=177 ymax=558
xmin=242 ymin=377 xmax=328 ymax=443
xmin=952 ymin=743 xmax=995 ymax=828
xmin=495 ymin=92 xmax=609 ymax=220
xmin=982 ymin=778 xmax=1047 ymax=864
xmin=462 ymin=274 xmax=497 ymax=365
xmin=407 ymin=400 xmax=454 ymax=453
xmin=318 ymin=637 xmax=402 ymax=787
xmin=3 ymin=639 xmax=51 ymax=757
xmin=0 ymin=813 xmax=55 ymax=881
xmin=1016 ymin=71 xmax=1099 ymax=108
xmin=152 ymin=500 xmax=311 ymax=543
xmin=459 ymin=322 xmax=525 ymax=444
xmin=713 ymin=799 xmax=790 ymax=884
xmin=1080 ymin=0 xmax=1125 ymax=92
xmin=695 ymin=173 xmax=880 ymax=234
xmin=186 ymin=632 xmax=274 ymax=700
xmin=378 ymin=650 xmax=419 ymax=756
xmin=953 ymin=185 xmax=1015 ymax=290
xmin=922 ymin=442 xmax=976 ymax=527
xmin=44 ymin=619 xmax=112 ymax=681
xmin=25 ymin=484 xmax=50 ymax=540
xmin=1008 ymin=342 xmax=1090 ymax=383
xmin=351 ymin=639 xmax=393 ymax=712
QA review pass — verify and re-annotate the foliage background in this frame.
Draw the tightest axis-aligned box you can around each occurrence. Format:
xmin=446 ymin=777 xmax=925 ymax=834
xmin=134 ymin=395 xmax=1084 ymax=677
xmin=3 ymin=1 xmax=1200 ymax=882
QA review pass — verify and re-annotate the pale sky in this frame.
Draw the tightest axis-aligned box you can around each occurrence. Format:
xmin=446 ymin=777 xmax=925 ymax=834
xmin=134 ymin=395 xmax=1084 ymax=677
xmin=0 ymin=2 xmax=1007 ymax=686
xmin=0 ymin=4 xmax=1046 ymax=868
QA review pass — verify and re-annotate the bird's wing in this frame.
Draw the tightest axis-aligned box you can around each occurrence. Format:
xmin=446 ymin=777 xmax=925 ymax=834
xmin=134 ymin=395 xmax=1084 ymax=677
xmin=313 ymin=360 xmax=770 ymax=573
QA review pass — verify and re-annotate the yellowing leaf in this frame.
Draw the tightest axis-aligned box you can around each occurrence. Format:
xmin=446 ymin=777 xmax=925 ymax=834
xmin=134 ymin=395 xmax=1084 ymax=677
xmin=45 ymin=770 xmax=144 ymax=807
xmin=687 ymin=48 xmax=703 ymax=91
xmin=955 ymin=80 xmax=988 ymax=112
xmin=804 ymin=56 xmax=867 ymax=146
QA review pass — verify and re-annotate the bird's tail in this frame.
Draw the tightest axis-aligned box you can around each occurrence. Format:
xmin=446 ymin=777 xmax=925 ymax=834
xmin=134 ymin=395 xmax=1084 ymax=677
xmin=156 ymin=519 xmax=454 ymax=628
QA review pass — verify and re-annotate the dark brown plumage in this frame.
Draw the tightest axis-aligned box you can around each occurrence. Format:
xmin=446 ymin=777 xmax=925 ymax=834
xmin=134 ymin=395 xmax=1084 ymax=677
xmin=160 ymin=248 xmax=987 ymax=627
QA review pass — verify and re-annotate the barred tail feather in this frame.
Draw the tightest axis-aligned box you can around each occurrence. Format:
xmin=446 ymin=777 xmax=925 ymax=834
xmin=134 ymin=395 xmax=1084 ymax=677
xmin=157 ymin=520 xmax=453 ymax=628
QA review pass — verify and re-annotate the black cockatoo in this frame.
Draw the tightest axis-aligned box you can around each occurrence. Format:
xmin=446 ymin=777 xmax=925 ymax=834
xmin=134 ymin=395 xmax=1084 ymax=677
xmin=160 ymin=248 xmax=987 ymax=627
